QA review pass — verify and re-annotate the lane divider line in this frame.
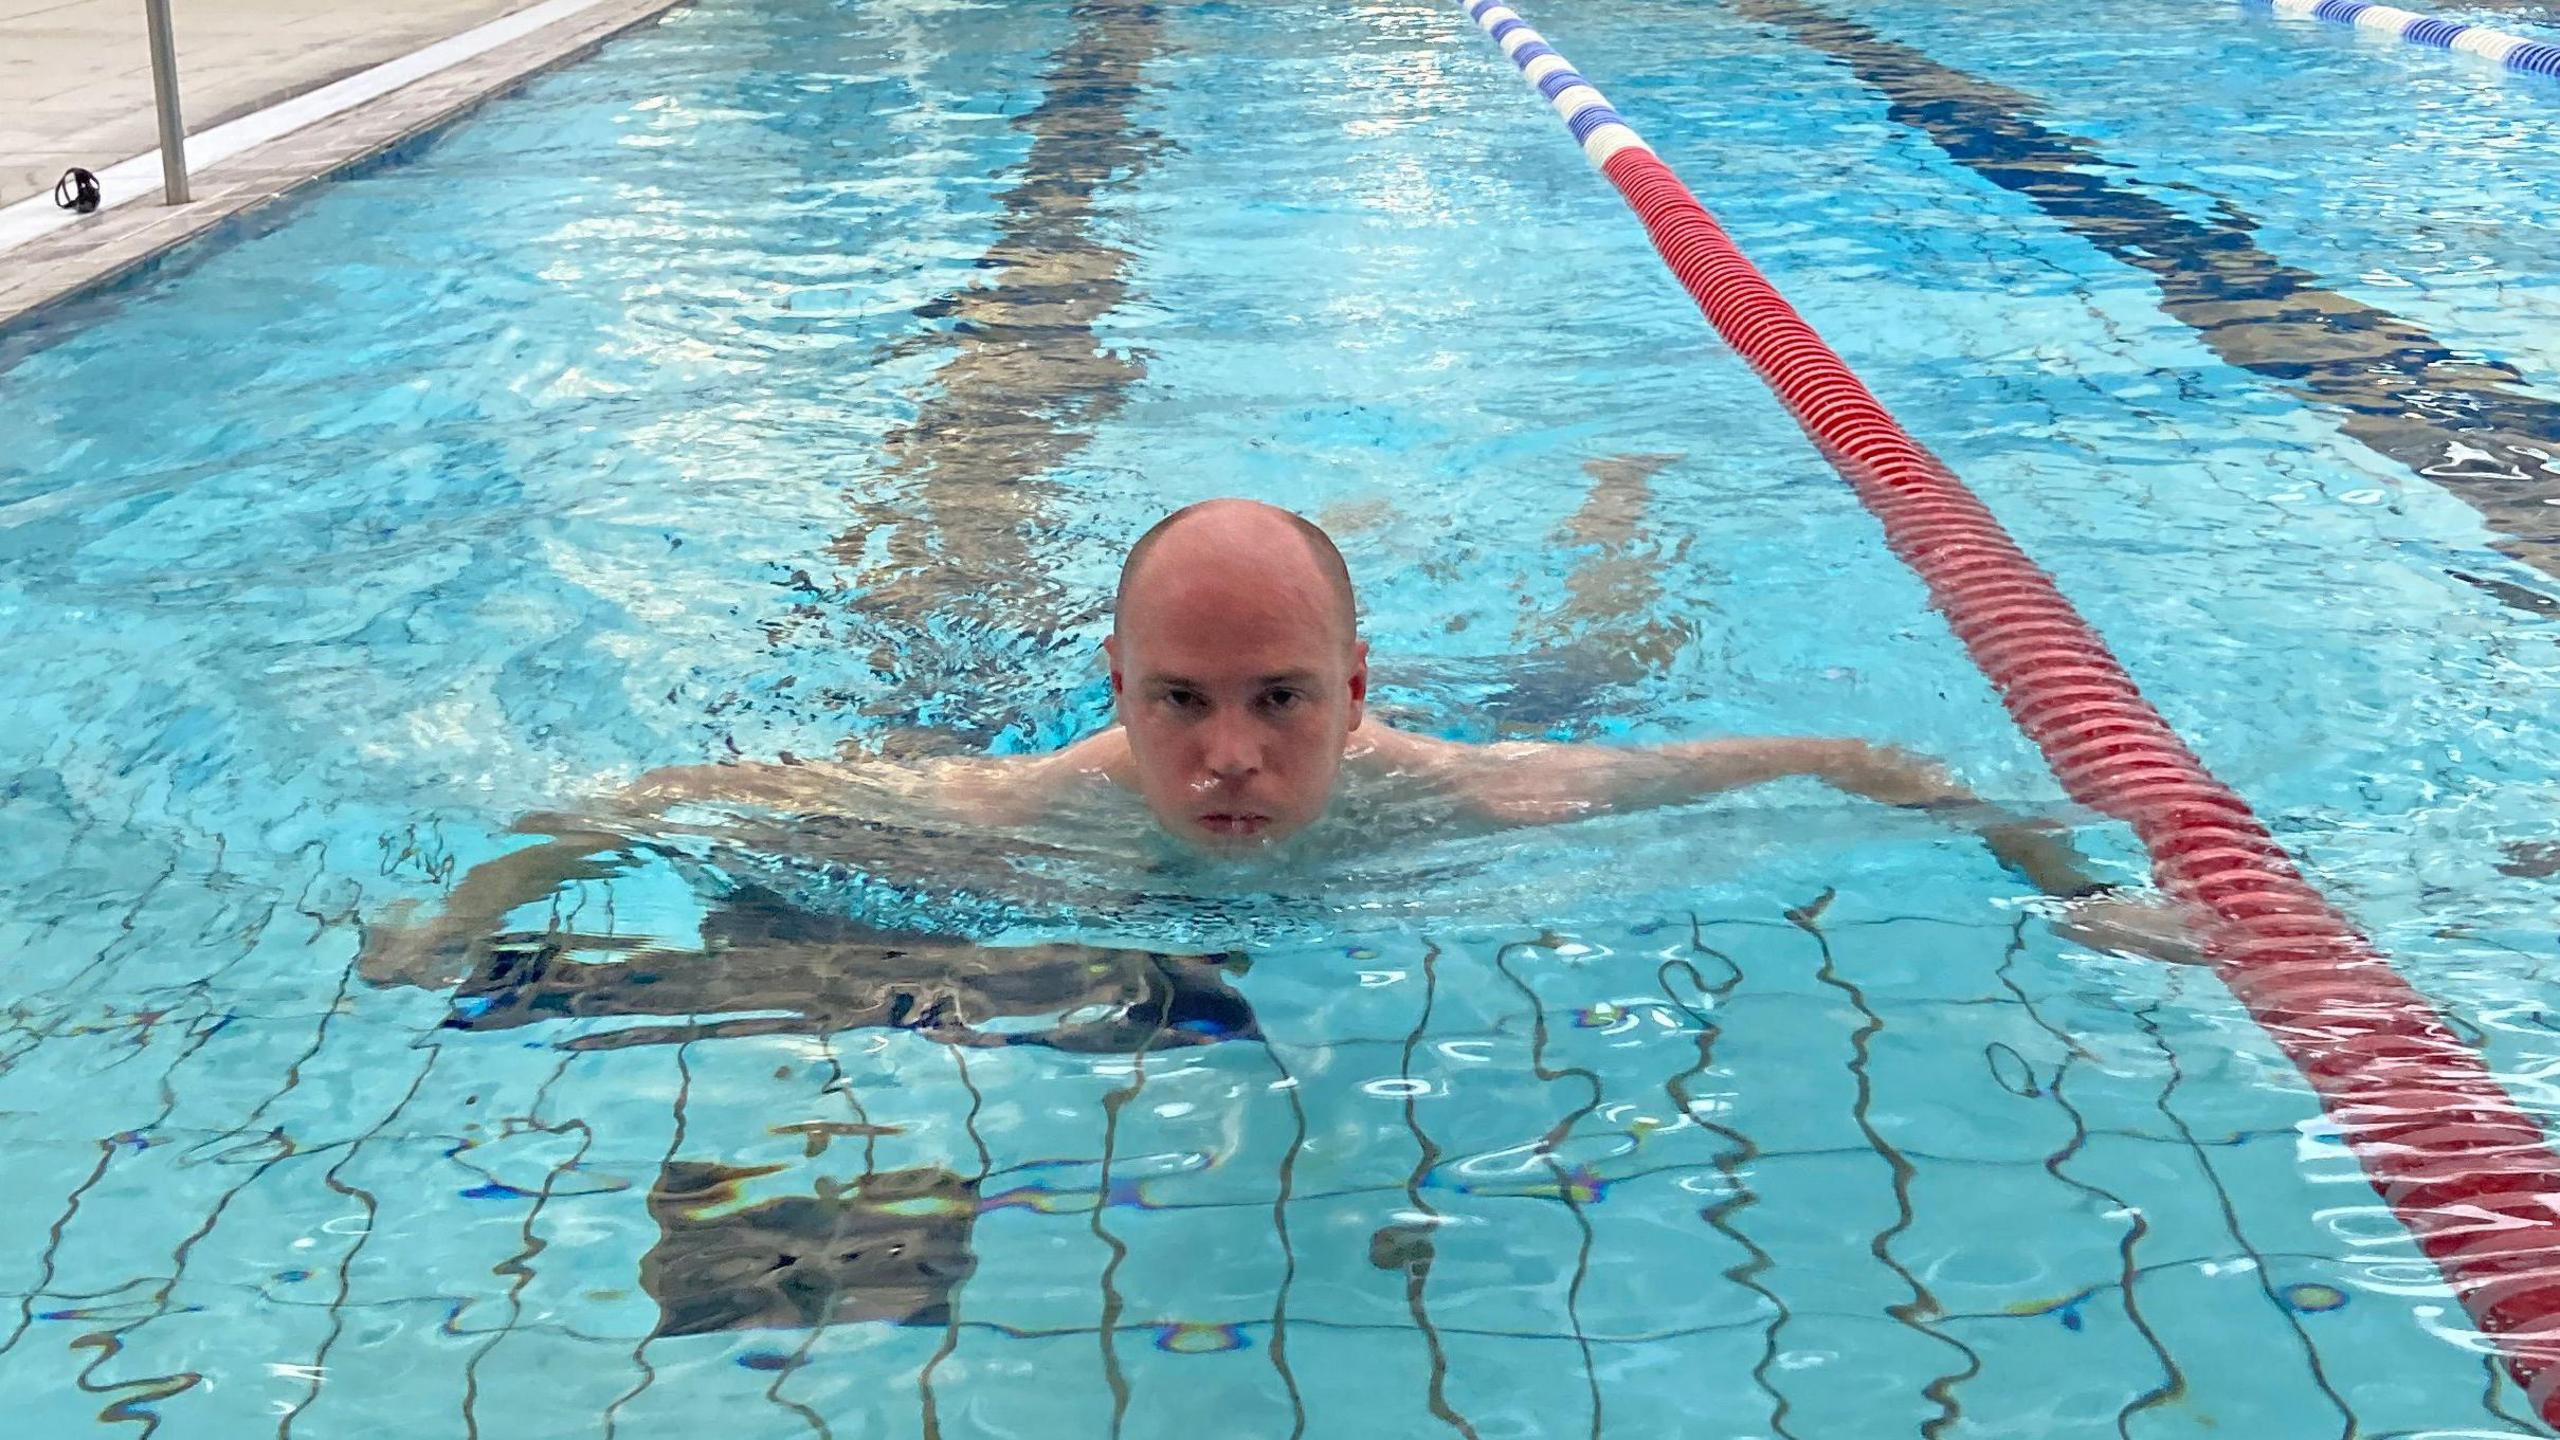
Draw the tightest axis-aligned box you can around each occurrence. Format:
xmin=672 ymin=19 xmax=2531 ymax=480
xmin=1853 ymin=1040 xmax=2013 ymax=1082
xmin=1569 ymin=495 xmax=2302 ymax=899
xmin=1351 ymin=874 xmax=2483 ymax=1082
xmin=1459 ymin=0 xmax=2560 ymax=1422
xmin=2255 ymin=0 xmax=2560 ymax=79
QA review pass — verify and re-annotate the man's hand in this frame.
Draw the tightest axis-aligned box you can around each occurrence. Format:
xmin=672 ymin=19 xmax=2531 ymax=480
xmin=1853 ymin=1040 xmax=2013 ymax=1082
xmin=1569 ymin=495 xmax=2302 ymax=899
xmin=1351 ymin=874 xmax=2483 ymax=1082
xmin=357 ymin=897 xmax=477 ymax=988
xmin=2049 ymin=890 xmax=2213 ymax=966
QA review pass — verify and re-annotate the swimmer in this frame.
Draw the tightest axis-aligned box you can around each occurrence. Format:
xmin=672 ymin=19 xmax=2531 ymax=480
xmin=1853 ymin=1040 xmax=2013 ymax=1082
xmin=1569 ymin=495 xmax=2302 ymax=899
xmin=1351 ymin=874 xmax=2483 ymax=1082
xmin=372 ymin=498 xmax=2200 ymax=967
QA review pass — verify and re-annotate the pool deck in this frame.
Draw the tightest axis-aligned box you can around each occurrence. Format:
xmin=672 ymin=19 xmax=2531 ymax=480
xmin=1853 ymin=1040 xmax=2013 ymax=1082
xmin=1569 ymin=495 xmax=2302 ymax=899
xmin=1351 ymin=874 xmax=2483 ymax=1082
xmin=0 ymin=0 xmax=549 ymax=209
xmin=0 ymin=0 xmax=688 ymax=330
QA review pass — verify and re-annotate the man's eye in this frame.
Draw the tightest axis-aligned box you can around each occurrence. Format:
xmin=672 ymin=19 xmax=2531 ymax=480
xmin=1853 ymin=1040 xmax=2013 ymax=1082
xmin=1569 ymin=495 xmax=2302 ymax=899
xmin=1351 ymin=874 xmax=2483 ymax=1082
xmin=1263 ymin=689 xmax=1302 ymax=710
xmin=1163 ymin=690 xmax=1204 ymax=710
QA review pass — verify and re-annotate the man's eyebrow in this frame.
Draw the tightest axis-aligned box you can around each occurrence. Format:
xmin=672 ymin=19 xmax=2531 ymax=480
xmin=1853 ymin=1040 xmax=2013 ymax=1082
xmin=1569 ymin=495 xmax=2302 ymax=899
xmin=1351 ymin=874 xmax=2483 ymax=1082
xmin=1140 ymin=672 xmax=1318 ymax=689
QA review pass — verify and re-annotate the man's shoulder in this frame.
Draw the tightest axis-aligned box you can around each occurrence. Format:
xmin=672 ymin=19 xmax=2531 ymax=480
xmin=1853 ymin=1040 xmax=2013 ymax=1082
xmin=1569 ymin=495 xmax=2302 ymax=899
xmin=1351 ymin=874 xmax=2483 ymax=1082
xmin=891 ymin=729 xmax=1126 ymax=827
xmin=1042 ymin=725 xmax=1136 ymax=786
xmin=1346 ymin=718 xmax=1477 ymax=772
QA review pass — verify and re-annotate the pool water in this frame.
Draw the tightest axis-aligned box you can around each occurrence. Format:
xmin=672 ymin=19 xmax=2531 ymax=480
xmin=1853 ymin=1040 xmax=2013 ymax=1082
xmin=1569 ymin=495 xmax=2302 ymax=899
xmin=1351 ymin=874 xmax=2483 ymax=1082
xmin=6 ymin=0 xmax=2560 ymax=1434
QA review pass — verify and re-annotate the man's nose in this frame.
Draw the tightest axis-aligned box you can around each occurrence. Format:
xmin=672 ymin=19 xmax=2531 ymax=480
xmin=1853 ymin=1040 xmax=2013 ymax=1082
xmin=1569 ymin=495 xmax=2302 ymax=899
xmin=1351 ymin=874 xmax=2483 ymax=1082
xmin=1201 ymin=712 xmax=1261 ymax=780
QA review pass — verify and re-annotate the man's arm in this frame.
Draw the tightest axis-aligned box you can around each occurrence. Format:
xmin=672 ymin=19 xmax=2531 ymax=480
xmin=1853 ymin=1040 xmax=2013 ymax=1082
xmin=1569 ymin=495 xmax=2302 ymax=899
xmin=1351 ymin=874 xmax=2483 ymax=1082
xmin=1448 ymin=734 xmax=2108 ymax=896
xmin=363 ymin=737 xmax=1121 ymax=977
xmin=621 ymin=728 xmax=1131 ymax=824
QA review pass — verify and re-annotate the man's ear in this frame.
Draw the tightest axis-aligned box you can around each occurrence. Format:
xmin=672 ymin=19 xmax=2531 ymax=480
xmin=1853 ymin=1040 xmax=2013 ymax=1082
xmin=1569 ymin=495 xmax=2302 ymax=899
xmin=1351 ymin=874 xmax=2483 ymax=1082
xmin=1104 ymin=634 xmax=1123 ymax=695
xmin=1346 ymin=639 xmax=1369 ymax=725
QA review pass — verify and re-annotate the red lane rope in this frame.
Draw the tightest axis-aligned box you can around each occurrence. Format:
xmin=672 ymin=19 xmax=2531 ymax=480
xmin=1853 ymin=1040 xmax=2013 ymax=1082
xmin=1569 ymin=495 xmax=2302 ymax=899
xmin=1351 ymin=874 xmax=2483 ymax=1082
xmin=1601 ymin=143 xmax=2560 ymax=1419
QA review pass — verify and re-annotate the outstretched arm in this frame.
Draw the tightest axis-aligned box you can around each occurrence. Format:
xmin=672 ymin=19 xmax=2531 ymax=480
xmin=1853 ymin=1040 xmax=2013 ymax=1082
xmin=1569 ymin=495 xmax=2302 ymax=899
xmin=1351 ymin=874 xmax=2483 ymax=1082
xmin=362 ymin=739 xmax=1115 ymax=980
xmin=614 ymin=730 xmax=1123 ymax=825
xmin=1451 ymin=735 xmax=2109 ymax=897
xmin=393 ymin=761 xmax=860 ymax=949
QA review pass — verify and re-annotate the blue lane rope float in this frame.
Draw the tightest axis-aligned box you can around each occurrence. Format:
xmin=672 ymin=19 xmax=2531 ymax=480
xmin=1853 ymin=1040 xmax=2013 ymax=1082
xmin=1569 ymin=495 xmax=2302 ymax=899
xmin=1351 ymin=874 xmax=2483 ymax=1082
xmin=2253 ymin=0 xmax=2560 ymax=79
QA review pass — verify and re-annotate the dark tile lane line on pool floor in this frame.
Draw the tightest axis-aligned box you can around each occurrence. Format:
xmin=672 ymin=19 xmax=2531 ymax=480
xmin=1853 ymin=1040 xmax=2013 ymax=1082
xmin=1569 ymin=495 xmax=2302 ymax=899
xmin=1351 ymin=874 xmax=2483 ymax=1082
xmin=1722 ymin=0 xmax=2560 ymax=615
xmin=1781 ymin=906 xmax=1985 ymax=1436
xmin=766 ymin=0 xmax=1169 ymax=744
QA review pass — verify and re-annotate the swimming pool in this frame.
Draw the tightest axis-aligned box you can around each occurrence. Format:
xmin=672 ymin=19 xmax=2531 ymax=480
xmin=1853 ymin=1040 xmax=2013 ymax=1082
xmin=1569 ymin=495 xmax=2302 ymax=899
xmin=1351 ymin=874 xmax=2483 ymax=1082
xmin=5 ymin=0 xmax=2560 ymax=1433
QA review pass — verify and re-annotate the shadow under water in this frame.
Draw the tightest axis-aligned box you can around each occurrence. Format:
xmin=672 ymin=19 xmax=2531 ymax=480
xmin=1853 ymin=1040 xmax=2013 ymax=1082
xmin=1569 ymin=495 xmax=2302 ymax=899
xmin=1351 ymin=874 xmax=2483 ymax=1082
xmin=366 ymin=882 xmax=1258 ymax=1055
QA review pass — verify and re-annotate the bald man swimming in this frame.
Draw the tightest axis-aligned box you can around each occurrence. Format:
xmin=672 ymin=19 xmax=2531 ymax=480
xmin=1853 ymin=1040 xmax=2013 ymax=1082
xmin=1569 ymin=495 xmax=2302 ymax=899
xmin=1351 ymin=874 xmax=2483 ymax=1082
xmin=1050 ymin=499 xmax=2088 ymax=864
xmin=374 ymin=497 xmax=2191 ymax=967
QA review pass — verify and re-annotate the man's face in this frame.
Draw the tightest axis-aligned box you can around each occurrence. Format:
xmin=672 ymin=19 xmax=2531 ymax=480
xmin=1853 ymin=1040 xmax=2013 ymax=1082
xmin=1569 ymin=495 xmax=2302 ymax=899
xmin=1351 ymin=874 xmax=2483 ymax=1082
xmin=1107 ymin=570 xmax=1366 ymax=851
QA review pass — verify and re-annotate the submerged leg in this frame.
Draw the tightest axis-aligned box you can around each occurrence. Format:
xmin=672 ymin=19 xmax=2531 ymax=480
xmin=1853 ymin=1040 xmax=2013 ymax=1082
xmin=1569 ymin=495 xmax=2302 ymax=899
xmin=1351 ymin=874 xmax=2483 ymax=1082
xmin=1499 ymin=452 xmax=1696 ymax=735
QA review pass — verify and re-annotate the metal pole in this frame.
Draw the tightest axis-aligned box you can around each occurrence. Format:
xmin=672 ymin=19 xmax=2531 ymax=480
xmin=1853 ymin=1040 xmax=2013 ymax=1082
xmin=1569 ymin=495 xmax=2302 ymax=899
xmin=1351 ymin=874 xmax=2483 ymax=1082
xmin=143 ymin=0 xmax=189 ymax=204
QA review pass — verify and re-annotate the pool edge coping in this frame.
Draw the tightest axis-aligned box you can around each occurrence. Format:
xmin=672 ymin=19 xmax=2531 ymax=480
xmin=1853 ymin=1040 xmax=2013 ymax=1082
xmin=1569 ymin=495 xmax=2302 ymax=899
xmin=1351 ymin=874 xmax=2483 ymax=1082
xmin=0 ymin=0 xmax=694 ymax=335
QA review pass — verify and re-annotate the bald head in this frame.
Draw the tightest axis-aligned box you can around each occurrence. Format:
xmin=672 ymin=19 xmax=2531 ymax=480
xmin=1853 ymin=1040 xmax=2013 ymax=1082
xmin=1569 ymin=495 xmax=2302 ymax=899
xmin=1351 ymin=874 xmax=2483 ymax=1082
xmin=1107 ymin=500 xmax=1368 ymax=847
xmin=1115 ymin=499 xmax=1358 ymax=650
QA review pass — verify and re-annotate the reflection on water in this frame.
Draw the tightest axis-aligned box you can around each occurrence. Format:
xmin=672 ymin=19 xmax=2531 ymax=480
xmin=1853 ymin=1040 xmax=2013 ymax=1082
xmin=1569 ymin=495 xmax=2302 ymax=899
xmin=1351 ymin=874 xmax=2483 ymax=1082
xmin=396 ymin=881 xmax=1259 ymax=1055
xmin=643 ymin=1161 xmax=980 ymax=1337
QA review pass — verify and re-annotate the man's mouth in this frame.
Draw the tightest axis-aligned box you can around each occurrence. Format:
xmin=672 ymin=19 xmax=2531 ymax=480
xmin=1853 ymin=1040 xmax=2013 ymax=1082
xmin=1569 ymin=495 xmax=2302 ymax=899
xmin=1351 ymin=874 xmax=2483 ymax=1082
xmin=1195 ymin=812 xmax=1270 ymax=838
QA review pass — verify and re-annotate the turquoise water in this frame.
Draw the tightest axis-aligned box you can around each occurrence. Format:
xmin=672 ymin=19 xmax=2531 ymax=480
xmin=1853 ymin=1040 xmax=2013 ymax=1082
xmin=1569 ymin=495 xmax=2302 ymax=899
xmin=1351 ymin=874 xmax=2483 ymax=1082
xmin=5 ymin=0 xmax=2560 ymax=1433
